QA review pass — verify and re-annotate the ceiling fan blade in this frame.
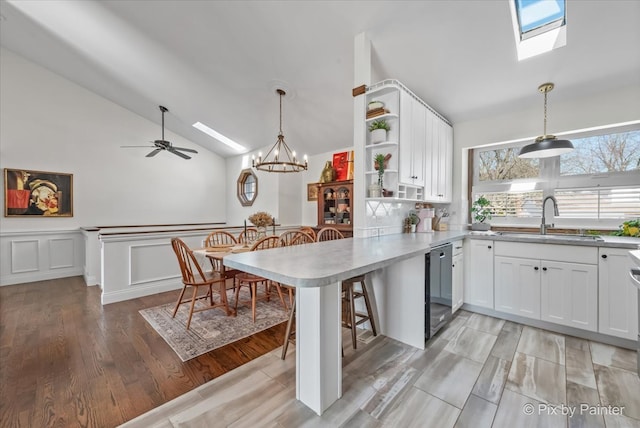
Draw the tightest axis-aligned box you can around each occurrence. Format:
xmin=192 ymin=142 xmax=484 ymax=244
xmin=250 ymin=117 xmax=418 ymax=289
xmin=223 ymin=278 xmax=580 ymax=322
xmin=171 ymin=146 xmax=198 ymax=153
xmin=121 ymin=145 xmax=155 ymax=148
xmin=146 ymin=149 xmax=162 ymax=157
xmin=168 ymin=148 xmax=191 ymax=159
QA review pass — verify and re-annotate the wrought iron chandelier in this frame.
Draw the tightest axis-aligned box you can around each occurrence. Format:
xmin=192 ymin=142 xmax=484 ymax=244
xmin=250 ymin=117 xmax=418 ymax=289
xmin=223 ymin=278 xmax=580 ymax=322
xmin=253 ymin=89 xmax=308 ymax=173
xmin=519 ymin=82 xmax=573 ymax=158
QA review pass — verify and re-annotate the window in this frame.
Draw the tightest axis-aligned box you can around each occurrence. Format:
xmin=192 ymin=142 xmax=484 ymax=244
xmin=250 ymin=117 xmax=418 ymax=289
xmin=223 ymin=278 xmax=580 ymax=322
xmin=237 ymin=169 xmax=258 ymax=206
xmin=560 ymin=131 xmax=640 ymax=176
xmin=555 ymin=187 xmax=640 ymax=219
xmin=481 ymin=191 xmax=543 ymax=218
xmin=509 ymin=0 xmax=567 ymax=60
xmin=514 ymin=0 xmax=565 ymax=39
xmin=471 ymin=124 xmax=640 ymax=228
xmin=478 ymin=147 xmax=539 ymax=181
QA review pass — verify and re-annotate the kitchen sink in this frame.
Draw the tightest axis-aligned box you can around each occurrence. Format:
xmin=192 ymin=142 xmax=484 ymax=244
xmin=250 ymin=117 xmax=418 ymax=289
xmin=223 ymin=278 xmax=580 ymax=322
xmin=494 ymin=232 xmax=604 ymax=242
xmin=467 ymin=230 xmax=604 ymax=242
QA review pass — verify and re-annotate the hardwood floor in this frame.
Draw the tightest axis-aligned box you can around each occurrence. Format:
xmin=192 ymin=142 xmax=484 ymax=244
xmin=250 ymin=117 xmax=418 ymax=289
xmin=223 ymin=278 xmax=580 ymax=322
xmin=122 ymin=312 xmax=640 ymax=428
xmin=0 ymin=277 xmax=286 ymax=428
xmin=3 ymin=277 xmax=639 ymax=427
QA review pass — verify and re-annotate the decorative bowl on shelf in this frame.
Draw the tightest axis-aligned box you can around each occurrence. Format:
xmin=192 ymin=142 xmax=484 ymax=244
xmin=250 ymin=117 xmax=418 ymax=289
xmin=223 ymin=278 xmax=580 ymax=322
xmin=368 ymin=101 xmax=384 ymax=111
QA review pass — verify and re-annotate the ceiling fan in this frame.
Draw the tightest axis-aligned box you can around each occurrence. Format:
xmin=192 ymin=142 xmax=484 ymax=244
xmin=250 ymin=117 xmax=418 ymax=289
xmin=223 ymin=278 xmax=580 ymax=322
xmin=121 ymin=105 xmax=198 ymax=159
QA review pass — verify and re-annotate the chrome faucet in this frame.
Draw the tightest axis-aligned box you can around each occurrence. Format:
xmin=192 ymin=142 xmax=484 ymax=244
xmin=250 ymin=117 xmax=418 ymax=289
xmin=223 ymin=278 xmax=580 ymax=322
xmin=541 ymin=196 xmax=559 ymax=235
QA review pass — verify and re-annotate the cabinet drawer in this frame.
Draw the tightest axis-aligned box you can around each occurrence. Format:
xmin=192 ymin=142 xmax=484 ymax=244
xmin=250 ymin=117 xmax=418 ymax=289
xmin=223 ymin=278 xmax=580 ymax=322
xmin=494 ymin=241 xmax=597 ymax=265
xmin=452 ymin=240 xmax=464 ymax=256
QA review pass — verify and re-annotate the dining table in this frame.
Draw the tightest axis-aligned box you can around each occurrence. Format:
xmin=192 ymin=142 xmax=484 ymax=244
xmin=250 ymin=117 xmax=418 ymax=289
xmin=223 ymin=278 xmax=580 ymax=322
xmin=192 ymin=243 xmax=251 ymax=278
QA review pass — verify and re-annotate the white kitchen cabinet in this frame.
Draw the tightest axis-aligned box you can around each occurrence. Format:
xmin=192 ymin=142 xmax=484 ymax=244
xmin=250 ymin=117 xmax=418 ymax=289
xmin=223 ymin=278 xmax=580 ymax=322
xmin=464 ymin=239 xmax=494 ymax=309
xmin=599 ymin=247 xmax=638 ymax=340
xmin=398 ymin=92 xmax=424 ymax=187
xmin=452 ymin=241 xmax=464 ymax=313
xmin=540 ymin=260 xmax=598 ymax=332
xmin=424 ymin=113 xmax=453 ymax=203
xmin=494 ymin=256 xmax=540 ymax=319
xmin=493 ymin=241 xmax=598 ymax=332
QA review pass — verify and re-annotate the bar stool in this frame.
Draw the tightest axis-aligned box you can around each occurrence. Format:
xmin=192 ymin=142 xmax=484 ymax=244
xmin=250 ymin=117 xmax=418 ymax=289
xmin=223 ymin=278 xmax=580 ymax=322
xmin=342 ymin=274 xmax=377 ymax=349
xmin=281 ymin=298 xmax=296 ymax=360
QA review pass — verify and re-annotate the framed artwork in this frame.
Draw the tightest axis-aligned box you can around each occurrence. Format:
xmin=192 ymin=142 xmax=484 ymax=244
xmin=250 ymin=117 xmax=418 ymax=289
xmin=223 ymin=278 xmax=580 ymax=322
xmin=4 ymin=168 xmax=73 ymax=217
xmin=307 ymin=182 xmax=319 ymax=201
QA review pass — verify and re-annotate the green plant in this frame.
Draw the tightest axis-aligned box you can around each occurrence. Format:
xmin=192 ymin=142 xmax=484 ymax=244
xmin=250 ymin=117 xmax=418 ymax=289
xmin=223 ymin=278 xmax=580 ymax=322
xmin=471 ymin=196 xmax=492 ymax=223
xmin=374 ymin=153 xmax=386 ymax=186
xmin=408 ymin=210 xmax=420 ymax=225
xmin=368 ymin=119 xmax=390 ymax=132
xmin=611 ymin=218 xmax=640 ymax=237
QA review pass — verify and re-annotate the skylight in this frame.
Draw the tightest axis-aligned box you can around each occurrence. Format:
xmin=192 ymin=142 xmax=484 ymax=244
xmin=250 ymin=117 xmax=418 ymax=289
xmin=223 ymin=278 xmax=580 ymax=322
xmin=192 ymin=122 xmax=246 ymax=153
xmin=509 ymin=0 xmax=567 ymax=60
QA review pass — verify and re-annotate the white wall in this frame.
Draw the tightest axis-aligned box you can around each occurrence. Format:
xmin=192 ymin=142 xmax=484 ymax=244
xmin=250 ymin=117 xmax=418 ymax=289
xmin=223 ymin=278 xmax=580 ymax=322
xmin=225 ymin=151 xmax=282 ymax=226
xmin=225 ymin=145 xmax=353 ymax=228
xmin=0 ymin=47 xmax=228 ymax=231
xmin=450 ymin=83 xmax=640 ymax=227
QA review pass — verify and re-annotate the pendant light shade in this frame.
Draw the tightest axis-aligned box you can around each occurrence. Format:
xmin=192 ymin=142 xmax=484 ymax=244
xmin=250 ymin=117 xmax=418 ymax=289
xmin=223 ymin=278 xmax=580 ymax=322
xmin=252 ymin=89 xmax=308 ymax=173
xmin=519 ymin=83 xmax=573 ymax=159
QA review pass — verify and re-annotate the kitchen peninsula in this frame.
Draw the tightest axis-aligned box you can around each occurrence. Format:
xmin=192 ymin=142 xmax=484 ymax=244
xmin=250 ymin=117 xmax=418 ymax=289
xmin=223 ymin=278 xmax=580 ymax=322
xmin=224 ymin=231 xmax=465 ymax=415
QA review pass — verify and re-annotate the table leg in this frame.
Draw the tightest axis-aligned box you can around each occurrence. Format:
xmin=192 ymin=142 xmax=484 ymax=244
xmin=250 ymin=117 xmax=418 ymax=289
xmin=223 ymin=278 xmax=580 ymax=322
xmin=296 ymin=282 xmax=342 ymax=415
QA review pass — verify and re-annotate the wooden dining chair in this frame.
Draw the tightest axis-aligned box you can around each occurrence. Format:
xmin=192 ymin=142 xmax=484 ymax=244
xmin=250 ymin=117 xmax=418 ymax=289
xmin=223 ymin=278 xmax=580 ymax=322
xmin=171 ymin=238 xmax=232 ymax=330
xmin=299 ymin=226 xmax=317 ymax=241
xmin=317 ymin=227 xmax=345 ymax=242
xmin=279 ymin=230 xmax=313 ymax=247
xmin=277 ymin=231 xmax=314 ymax=307
xmin=234 ymin=236 xmax=287 ymax=322
xmin=203 ymin=231 xmax=240 ymax=284
xmin=205 ymin=230 xmax=237 ymax=246
xmin=237 ymin=227 xmax=259 ymax=244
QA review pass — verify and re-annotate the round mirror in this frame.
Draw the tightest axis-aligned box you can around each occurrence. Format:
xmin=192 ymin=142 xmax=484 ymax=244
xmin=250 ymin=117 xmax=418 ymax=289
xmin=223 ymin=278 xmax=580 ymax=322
xmin=237 ymin=169 xmax=258 ymax=206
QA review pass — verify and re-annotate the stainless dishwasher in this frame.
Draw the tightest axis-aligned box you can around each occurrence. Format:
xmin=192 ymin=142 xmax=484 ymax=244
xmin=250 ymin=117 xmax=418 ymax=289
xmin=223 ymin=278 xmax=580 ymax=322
xmin=426 ymin=242 xmax=453 ymax=340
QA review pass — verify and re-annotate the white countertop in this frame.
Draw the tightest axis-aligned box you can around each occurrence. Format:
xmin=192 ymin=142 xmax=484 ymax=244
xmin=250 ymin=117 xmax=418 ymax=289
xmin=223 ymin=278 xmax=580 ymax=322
xmin=224 ymin=231 xmax=465 ymax=288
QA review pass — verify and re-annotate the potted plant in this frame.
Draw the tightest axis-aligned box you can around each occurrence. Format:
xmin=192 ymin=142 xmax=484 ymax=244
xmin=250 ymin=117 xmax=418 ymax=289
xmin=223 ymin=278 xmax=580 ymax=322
xmin=369 ymin=119 xmax=390 ymax=144
xmin=471 ymin=196 xmax=492 ymax=231
xmin=407 ymin=210 xmax=420 ymax=233
xmin=370 ymin=153 xmax=389 ymax=198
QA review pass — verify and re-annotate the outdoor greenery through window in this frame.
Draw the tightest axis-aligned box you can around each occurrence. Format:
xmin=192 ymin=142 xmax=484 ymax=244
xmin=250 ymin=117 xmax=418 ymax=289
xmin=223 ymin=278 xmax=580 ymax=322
xmin=472 ymin=125 xmax=640 ymax=227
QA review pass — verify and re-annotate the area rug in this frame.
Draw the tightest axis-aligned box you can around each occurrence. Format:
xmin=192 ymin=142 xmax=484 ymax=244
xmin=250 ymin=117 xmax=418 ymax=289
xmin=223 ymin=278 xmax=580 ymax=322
xmin=139 ymin=288 xmax=289 ymax=361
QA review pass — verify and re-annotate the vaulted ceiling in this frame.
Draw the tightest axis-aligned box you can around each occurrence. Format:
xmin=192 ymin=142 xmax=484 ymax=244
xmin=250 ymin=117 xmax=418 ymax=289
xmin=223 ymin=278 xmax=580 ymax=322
xmin=1 ymin=0 xmax=638 ymax=158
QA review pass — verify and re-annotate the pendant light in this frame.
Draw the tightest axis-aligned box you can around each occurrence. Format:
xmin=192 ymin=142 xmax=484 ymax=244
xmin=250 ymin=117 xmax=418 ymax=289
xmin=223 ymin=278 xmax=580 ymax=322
xmin=252 ymin=89 xmax=308 ymax=173
xmin=518 ymin=82 xmax=573 ymax=158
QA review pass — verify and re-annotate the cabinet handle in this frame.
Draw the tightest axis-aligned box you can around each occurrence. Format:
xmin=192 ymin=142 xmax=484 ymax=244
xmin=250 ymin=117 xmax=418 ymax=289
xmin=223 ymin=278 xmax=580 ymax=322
xmin=487 ymin=245 xmax=492 ymax=249
xmin=534 ymin=266 xmax=539 ymax=271
xmin=601 ymin=254 xmax=607 ymax=259
xmin=542 ymin=267 xmax=547 ymax=271
xmin=452 ymin=264 xmax=455 ymax=268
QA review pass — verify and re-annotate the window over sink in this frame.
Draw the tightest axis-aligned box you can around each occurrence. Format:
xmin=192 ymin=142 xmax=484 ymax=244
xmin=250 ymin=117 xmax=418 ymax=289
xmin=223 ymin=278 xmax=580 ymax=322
xmin=471 ymin=122 xmax=640 ymax=228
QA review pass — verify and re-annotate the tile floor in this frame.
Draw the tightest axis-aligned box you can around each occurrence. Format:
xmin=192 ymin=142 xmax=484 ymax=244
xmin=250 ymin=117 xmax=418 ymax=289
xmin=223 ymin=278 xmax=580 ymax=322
xmin=120 ymin=311 xmax=640 ymax=428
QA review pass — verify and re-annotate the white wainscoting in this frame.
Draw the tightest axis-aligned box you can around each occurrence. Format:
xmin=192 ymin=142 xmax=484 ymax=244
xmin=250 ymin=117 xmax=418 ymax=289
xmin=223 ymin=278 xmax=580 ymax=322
xmin=99 ymin=225 xmax=299 ymax=305
xmin=100 ymin=230 xmax=211 ymax=305
xmin=0 ymin=229 xmax=84 ymax=286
